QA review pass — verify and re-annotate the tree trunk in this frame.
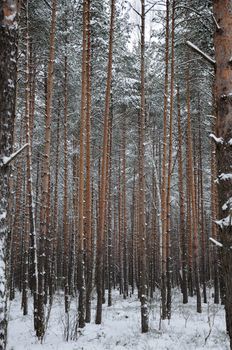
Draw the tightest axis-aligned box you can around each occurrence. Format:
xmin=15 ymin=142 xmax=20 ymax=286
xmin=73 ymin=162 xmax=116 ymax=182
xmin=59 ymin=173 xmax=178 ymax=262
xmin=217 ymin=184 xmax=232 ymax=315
xmin=63 ymin=56 xmax=69 ymax=315
xmin=161 ymin=0 xmax=169 ymax=320
xmin=177 ymin=87 xmax=188 ymax=304
xmin=213 ymin=0 xmax=232 ymax=344
xmin=78 ymin=0 xmax=88 ymax=329
xmin=0 ymin=2 xmax=18 ymax=348
xmin=37 ymin=0 xmax=57 ymax=339
xmin=51 ymin=108 xmax=60 ymax=293
xmin=139 ymin=0 xmax=148 ymax=333
xmin=166 ymin=0 xmax=175 ymax=319
xmin=95 ymin=0 xmax=115 ymax=325
xmin=186 ymin=68 xmax=201 ymax=314
xmin=122 ymin=119 xmax=128 ymax=300
xmin=85 ymin=0 xmax=92 ymax=323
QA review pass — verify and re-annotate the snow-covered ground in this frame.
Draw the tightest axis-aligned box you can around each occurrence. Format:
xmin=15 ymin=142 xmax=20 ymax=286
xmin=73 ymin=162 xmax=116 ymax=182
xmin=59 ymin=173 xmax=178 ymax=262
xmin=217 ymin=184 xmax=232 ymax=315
xmin=8 ymin=289 xmax=230 ymax=350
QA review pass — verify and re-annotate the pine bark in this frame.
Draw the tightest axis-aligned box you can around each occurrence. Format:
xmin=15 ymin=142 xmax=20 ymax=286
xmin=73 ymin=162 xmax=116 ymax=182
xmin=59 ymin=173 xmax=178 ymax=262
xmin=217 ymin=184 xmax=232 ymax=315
xmin=51 ymin=109 xmax=60 ymax=292
xmin=95 ymin=0 xmax=115 ymax=325
xmin=85 ymin=0 xmax=92 ymax=323
xmin=166 ymin=0 xmax=175 ymax=319
xmin=63 ymin=56 xmax=69 ymax=314
xmin=139 ymin=0 xmax=148 ymax=333
xmin=213 ymin=0 xmax=232 ymax=344
xmin=37 ymin=0 xmax=57 ymax=339
xmin=177 ymin=87 xmax=188 ymax=304
xmin=161 ymin=0 xmax=169 ymax=320
xmin=186 ymin=69 xmax=201 ymax=313
xmin=122 ymin=120 xmax=128 ymax=299
xmin=107 ymin=113 xmax=113 ymax=307
xmin=78 ymin=0 xmax=88 ymax=329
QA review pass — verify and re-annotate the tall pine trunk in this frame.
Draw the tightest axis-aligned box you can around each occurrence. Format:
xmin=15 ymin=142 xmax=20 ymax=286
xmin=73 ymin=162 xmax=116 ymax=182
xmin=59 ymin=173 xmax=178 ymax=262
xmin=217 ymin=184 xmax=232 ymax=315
xmin=166 ymin=0 xmax=175 ymax=319
xmin=213 ymin=0 xmax=232 ymax=344
xmin=161 ymin=0 xmax=169 ymax=320
xmin=37 ymin=0 xmax=57 ymax=339
xmin=95 ymin=0 xmax=115 ymax=325
xmin=186 ymin=69 xmax=201 ymax=313
xmin=177 ymin=87 xmax=188 ymax=304
xmin=139 ymin=0 xmax=148 ymax=333
xmin=85 ymin=0 xmax=93 ymax=323
xmin=0 ymin=2 xmax=18 ymax=348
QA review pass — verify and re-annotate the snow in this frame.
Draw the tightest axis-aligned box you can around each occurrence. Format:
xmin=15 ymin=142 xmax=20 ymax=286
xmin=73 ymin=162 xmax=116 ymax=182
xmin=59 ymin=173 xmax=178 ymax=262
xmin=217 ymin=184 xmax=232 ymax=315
xmin=0 ymin=212 xmax=6 ymax=221
xmin=7 ymin=79 xmax=14 ymax=89
xmin=219 ymin=173 xmax=232 ymax=181
xmin=215 ymin=215 xmax=232 ymax=229
xmin=209 ymin=133 xmax=224 ymax=144
xmin=221 ymin=93 xmax=232 ymax=99
xmin=5 ymin=13 xmax=16 ymax=22
xmin=8 ymin=290 xmax=229 ymax=350
xmin=222 ymin=197 xmax=232 ymax=211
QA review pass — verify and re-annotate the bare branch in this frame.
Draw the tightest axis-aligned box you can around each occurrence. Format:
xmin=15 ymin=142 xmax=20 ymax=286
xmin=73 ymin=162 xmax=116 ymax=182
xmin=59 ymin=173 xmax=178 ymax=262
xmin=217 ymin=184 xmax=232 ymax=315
xmin=43 ymin=0 xmax=52 ymax=10
xmin=212 ymin=15 xmax=221 ymax=30
xmin=129 ymin=3 xmax=141 ymax=18
xmin=145 ymin=3 xmax=157 ymax=15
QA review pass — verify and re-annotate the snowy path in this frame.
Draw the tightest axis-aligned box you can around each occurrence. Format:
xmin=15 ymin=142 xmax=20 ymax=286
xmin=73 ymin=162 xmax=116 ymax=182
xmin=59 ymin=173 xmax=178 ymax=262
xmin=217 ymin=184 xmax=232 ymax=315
xmin=8 ymin=290 xmax=229 ymax=350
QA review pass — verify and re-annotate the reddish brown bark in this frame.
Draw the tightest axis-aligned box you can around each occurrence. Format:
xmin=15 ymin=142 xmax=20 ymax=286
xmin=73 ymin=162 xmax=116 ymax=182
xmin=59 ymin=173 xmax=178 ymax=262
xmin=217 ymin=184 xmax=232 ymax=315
xmin=213 ymin=0 xmax=232 ymax=343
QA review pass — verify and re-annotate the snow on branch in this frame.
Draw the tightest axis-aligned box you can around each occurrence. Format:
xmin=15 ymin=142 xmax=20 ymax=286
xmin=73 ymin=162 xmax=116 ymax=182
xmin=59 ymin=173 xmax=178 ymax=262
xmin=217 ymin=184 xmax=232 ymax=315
xmin=0 ymin=212 xmax=6 ymax=221
xmin=186 ymin=41 xmax=216 ymax=67
xmin=222 ymin=197 xmax=232 ymax=211
xmin=1 ymin=144 xmax=29 ymax=167
xmin=209 ymin=237 xmax=223 ymax=248
xmin=218 ymin=173 xmax=232 ymax=181
xmin=2 ymin=1 xmax=18 ymax=29
xmin=209 ymin=133 xmax=224 ymax=144
xmin=215 ymin=215 xmax=232 ymax=229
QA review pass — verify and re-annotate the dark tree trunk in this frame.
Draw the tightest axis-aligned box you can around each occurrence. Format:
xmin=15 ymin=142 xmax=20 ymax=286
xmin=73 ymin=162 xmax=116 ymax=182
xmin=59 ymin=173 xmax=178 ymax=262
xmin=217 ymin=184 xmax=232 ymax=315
xmin=0 ymin=2 xmax=18 ymax=348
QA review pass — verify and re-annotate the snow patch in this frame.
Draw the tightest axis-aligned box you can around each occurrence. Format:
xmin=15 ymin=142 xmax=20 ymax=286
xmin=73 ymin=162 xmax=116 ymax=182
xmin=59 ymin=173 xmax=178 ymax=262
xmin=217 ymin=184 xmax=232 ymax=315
xmin=7 ymin=290 xmax=229 ymax=350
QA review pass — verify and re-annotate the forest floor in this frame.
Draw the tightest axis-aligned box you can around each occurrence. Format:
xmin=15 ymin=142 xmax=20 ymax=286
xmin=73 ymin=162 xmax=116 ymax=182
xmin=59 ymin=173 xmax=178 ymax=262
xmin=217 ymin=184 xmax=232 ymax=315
xmin=8 ymin=289 xmax=229 ymax=350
